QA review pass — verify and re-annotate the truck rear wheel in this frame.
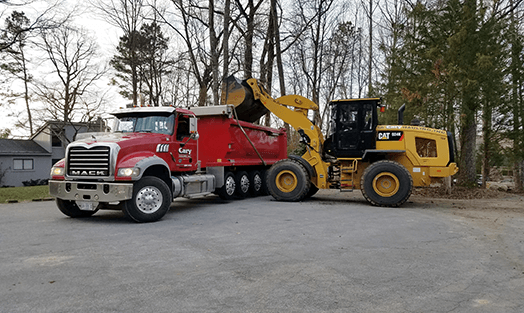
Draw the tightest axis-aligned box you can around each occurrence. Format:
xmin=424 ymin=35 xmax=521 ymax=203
xmin=361 ymin=160 xmax=413 ymax=207
xmin=248 ymin=170 xmax=262 ymax=196
xmin=235 ymin=171 xmax=250 ymax=199
xmin=56 ymin=199 xmax=98 ymax=218
xmin=123 ymin=176 xmax=171 ymax=223
xmin=217 ymin=171 xmax=236 ymax=200
xmin=266 ymin=159 xmax=310 ymax=202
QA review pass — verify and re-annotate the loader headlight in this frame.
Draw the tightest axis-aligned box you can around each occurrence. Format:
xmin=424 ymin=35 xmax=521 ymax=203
xmin=117 ymin=167 xmax=140 ymax=177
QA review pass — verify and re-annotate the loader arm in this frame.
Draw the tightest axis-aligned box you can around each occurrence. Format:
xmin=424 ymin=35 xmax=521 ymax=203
xmin=245 ymin=78 xmax=329 ymax=189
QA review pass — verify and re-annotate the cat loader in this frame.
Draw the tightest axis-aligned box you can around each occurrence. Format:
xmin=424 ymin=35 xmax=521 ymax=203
xmin=222 ymin=76 xmax=459 ymax=206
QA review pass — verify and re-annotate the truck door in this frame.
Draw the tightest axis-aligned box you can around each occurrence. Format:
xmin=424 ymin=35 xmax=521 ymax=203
xmin=171 ymin=114 xmax=198 ymax=171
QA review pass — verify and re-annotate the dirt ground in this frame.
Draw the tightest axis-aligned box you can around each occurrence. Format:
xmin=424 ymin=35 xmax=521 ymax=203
xmin=410 ymin=187 xmax=524 ymax=229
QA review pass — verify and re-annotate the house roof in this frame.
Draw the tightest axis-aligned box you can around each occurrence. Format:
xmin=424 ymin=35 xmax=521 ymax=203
xmin=0 ymin=139 xmax=51 ymax=156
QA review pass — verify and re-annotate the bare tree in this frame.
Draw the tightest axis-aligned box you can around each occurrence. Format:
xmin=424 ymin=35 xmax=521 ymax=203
xmin=34 ymin=25 xmax=106 ymax=142
xmin=91 ymin=0 xmax=144 ymax=106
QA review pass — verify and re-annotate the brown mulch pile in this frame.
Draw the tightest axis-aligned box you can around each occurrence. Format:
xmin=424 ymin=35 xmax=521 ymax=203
xmin=412 ymin=186 xmax=519 ymax=200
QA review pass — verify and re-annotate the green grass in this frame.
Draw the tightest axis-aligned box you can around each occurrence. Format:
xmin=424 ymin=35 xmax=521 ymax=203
xmin=0 ymin=185 xmax=52 ymax=203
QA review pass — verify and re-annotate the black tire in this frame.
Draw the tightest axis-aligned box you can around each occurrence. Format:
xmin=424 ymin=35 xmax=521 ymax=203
xmin=305 ymin=184 xmax=319 ymax=199
xmin=248 ymin=170 xmax=263 ymax=196
xmin=266 ymin=159 xmax=310 ymax=202
xmin=235 ymin=171 xmax=250 ymax=199
xmin=56 ymin=199 xmax=99 ymax=218
xmin=122 ymin=176 xmax=172 ymax=223
xmin=217 ymin=171 xmax=236 ymax=200
xmin=360 ymin=160 xmax=413 ymax=207
xmin=260 ymin=169 xmax=269 ymax=195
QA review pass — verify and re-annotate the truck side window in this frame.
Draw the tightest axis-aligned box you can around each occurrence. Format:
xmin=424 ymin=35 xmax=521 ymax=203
xmin=177 ymin=116 xmax=190 ymax=141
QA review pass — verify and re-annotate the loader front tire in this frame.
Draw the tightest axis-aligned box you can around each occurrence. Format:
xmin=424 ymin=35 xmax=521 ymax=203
xmin=267 ymin=159 xmax=310 ymax=202
xmin=361 ymin=160 xmax=413 ymax=207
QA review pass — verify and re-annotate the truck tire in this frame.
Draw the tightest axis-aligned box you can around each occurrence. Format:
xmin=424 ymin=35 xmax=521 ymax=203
xmin=266 ymin=159 xmax=310 ymax=202
xmin=235 ymin=171 xmax=250 ymax=199
xmin=248 ymin=170 xmax=262 ymax=196
xmin=217 ymin=171 xmax=236 ymax=200
xmin=360 ymin=160 xmax=413 ymax=207
xmin=56 ymin=199 xmax=98 ymax=218
xmin=122 ymin=176 xmax=171 ymax=223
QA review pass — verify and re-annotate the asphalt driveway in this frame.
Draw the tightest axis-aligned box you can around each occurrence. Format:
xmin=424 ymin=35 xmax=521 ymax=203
xmin=1 ymin=190 xmax=523 ymax=312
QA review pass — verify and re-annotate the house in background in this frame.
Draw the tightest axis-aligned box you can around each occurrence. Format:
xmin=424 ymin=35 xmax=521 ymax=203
xmin=0 ymin=120 xmax=106 ymax=187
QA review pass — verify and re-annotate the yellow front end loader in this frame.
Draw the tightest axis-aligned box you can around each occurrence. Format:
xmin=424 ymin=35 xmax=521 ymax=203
xmin=222 ymin=77 xmax=458 ymax=206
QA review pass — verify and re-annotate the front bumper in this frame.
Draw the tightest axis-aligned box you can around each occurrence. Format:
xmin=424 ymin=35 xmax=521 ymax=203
xmin=49 ymin=180 xmax=133 ymax=202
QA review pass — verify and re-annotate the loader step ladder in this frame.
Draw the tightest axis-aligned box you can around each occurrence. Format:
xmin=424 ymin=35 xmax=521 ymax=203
xmin=339 ymin=159 xmax=360 ymax=192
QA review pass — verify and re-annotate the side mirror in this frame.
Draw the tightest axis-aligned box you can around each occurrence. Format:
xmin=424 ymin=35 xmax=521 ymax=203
xmin=189 ymin=116 xmax=199 ymax=140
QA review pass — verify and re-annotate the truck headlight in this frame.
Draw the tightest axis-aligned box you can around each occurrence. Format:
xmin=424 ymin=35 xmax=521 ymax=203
xmin=51 ymin=166 xmax=65 ymax=176
xmin=117 ymin=167 xmax=140 ymax=177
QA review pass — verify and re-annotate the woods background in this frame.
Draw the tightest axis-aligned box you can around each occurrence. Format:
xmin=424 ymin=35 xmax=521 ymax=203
xmin=1 ymin=0 xmax=523 ymax=189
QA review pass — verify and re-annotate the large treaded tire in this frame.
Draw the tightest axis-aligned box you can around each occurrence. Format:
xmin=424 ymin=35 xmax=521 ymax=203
xmin=360 ymin=160 xmax=413 ymax=207
xmin=122 ymin=176 xmax=171 ymax=223
xmin=266 ymin=159 xmax=310 ymax=202
xmin=56 ymin=199 xmax=98 ymax=218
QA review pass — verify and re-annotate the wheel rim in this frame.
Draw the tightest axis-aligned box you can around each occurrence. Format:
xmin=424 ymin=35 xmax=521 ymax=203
xmin=225 ymin=176 xmax=236 ymax=196
xmin=240 ymin=175 xmax=250 ymax=193
xmin=136 ymin=186 xmax=163 ymax=214
xmin=276 ymin=170 xmax=298 ymax=193
xmin=372 ymin=172 xmax=400 ymax=197
xmin=253 ymin=174 xmax=262 ymax=192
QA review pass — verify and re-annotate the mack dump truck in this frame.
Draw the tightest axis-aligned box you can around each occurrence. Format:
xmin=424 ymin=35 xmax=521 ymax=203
xmin=49 ymin=105 xmax=287 ymax=222
xmin=223 ymin=77 xmax=459 ymax=207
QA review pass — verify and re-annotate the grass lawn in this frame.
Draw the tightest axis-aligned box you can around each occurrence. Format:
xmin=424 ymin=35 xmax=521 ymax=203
xmin=0 ymin=185 xmax=52 ymax=203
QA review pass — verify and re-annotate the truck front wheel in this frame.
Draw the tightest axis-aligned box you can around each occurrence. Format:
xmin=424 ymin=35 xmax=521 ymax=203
xmin=123 ymin=176 xmax=171 ymax=223
xmin=56 ymin=199 xmax=98 ymax=218
xmin=360 ymin=160 xmax=413 ymax=207
xmin=266 ymin=159 xmax=310 ymax=202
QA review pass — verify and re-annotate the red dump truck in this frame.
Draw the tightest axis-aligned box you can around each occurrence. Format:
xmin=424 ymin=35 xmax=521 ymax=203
xmin=49 ymin=105 xmax=287 ymax=222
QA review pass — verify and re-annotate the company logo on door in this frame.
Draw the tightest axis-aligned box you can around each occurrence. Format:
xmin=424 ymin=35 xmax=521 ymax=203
xmin=179 ymin=148 xmax=192 ymax=154
xmin=377 ymin=131 xmax=404 ymax=141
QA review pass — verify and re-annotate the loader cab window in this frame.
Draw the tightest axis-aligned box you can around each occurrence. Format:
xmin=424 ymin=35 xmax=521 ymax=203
xmin=176 ymin=115 xmax=190 ymax=141
xmin=416 ymin=137 xmax=437 ymax=158
xmin=324 ymin=99 xmax=379 ymax=158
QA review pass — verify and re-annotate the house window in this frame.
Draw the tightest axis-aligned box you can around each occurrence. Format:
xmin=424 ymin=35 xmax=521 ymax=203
xmin=52 ymin=135 xmax=62 ymax=147
xmin=13 ymin=159 xmax=34 ymax=170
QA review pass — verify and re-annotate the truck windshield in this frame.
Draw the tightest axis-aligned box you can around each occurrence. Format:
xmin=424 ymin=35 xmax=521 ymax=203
xmin=114 ymin=114 xmax=175 ymax=135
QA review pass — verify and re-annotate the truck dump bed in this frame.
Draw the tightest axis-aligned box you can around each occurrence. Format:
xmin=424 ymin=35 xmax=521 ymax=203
xmin=190 ymin=105 xmax=287 ymax=169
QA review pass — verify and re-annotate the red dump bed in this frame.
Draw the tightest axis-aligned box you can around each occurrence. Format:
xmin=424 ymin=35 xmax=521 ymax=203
xmin=190 ymin=106 xmax=287 ymax=169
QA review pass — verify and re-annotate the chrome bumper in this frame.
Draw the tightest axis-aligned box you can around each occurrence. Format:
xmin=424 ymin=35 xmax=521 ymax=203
xmin=49 ymin=180 xmax=133 ymax=202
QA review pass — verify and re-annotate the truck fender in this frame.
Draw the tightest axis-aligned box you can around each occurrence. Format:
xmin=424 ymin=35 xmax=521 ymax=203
xmin=288 ymin=155 xmax=316 ymax=180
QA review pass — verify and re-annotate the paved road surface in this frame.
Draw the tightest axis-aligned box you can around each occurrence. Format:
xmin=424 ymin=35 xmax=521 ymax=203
xmin=1 ymin=190 xmax=523 ymax=312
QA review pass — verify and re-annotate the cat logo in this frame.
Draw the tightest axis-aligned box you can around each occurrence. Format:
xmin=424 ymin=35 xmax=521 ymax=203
xmin=156 ymin=144 xmax=169 ymax=153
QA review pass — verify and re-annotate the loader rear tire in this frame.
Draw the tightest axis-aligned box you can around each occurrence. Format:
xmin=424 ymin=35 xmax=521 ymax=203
xmin=267 ymin=159 xmax=310 ymax=202
xmin=361 ymin=160 xmax=413 ymax=207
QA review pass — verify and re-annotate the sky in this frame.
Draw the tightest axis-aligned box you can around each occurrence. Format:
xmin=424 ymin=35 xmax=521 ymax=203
xmin=2 ymin=0 xmax=124 ymax=138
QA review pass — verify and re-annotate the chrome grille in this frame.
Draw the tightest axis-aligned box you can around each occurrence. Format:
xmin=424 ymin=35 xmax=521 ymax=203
xmin=67 ymin=146 xmax=110 ymax=177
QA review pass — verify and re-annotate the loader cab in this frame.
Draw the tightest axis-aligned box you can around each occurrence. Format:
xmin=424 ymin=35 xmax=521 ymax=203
xmin=324 ymin=98 xmax=381 ymax=158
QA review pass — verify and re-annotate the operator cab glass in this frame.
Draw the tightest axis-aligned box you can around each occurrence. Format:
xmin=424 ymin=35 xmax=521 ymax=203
xmin=113 ymin=113 xmax=175 ymax=135
xmin=324 ymin=99 xmax=380 ymax=158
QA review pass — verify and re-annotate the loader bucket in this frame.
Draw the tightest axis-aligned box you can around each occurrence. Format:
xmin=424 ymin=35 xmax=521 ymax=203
xmin=221 ymin=75 xmax=268 ymax=123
